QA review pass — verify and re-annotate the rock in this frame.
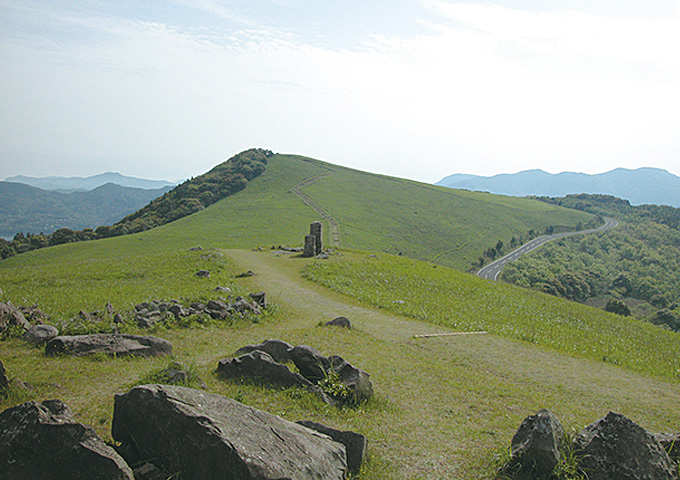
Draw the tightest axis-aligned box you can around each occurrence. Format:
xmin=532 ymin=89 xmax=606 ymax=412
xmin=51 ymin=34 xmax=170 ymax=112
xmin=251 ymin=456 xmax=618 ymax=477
xmin=234 ymin=339 xmax=294 ymax=363
xmin=315 ymin=253 xmax=330 ymax=259
xmin=217 ymin=350 xmax=313 ymax=389
xmin=0 ymin=301 xmax=30 ymax=332
xmin=22 ymin=324 xmax=59 ymax=346
xmin=303 ymin=235 xmax=317 ymax=258
xmin=509 ymin=409 xmax=565 ymax=478
xmin=297 ymin=420 xmax=368 ymax=475
xmin=112 ymin=384 xmax=347 ymax=480
xmin=194 ymin=270 xmax=211 ymax=278
xmin=113 ymin=313 xmax=125 ymax=324
xmin=207 ymin=299 xmax=228 ymax=312
xmin=575 ymin=412 xmax=676 ymax=480
xmin=328 ymin=355 xmax=374 ymax=403
xmin=250 ymin=291 xmax=267 ymax=308
xmin=653 ymin=433 xmax=680 ymax=463
xmin=0 ymin=399 xmax=134 ymax=480
xmin=235 ymin=270 xmax=255 ymax=278
xmin=325 ymin=316 xmax=351 ymax=329
xmin=0 ymin=359 xmax=9 ymax=390
xmin=289 ymin=345 xmax=331 ymax=382
xmin=45 ymin=334 xmax=172 ymax=358
xmin=311 ymin=221 xmax=323 ymax=255
xmin=214 ymin=286 xmax=231 ymax=293
xmin=189 ymin=246 xmax=203 ymax=251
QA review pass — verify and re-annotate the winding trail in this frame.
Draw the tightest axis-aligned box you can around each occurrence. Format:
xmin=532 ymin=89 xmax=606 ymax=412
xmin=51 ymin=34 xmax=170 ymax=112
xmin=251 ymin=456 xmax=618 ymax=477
xmin=289 ymin=173 xmax=342 ymax=248
xmin=224 ymin=248 xmax=680 ymax=478
xmin=477 ymin=217 xmax=619 ymax=280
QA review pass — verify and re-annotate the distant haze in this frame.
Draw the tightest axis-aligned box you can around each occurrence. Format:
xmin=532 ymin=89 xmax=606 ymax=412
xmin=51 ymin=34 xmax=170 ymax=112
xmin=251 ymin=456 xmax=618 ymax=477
xmin=4 ymin=172 xmax=176 ymax=193
xmin=436 ymin=167 xmax=680 ymax=207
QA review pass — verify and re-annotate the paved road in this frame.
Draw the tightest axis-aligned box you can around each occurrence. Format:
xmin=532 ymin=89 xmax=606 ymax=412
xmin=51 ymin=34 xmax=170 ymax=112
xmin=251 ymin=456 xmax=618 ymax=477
xmin=477 ymin=217 xmax=619 ymax=281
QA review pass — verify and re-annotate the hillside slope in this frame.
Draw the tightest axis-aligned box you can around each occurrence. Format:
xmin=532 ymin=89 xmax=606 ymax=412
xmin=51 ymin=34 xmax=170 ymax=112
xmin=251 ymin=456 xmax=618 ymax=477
xmin=136 ymin=153 xmax=595 ymax=270
xmin=0 ymin=181 xmax=171 ymax=238
xmin=437 ymin=167 xmax=680 ymax=207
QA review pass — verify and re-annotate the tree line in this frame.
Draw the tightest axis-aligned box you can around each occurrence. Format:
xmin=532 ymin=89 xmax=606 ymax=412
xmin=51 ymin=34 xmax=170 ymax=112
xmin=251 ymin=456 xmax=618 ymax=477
xmin=0 ymin=148 xmax=272 ymax=260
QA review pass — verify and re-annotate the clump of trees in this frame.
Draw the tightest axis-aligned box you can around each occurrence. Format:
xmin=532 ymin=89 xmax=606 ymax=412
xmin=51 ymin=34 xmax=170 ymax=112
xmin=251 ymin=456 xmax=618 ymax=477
xmin=0 ymin=148 xmax=272 ymax=260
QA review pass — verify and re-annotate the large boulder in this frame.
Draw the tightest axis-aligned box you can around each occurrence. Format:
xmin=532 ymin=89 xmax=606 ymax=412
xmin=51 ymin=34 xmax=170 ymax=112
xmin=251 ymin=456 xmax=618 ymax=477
xmin=297 ymin=420 xmax=367 ymax=475
xmin=217 ymin=350 xmax=313 ymax=389
xmin=0 ymin=399 xmax=133 ymax=480
xmin=45 ymin=334 xmax=172 ymax=357
xmin=112 ymin=384 xmax=347 ymax=480
xmin=509 ymin=409 xmax=565 ymax=479
xmin=575 ymin=412 xmax=676 ymax=480
xmin=0 ymin=301 xmax=30 ymax=332
xmin=234 ymin=339 xmax=294 ymax=363
xmin=289 ymin=345 xmax=331 ymax=382
xmin=22 ymin=324 xmax=59 ymax=346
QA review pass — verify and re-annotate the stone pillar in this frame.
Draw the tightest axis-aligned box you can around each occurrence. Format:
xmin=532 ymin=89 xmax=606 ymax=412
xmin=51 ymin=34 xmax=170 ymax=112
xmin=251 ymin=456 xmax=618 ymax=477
xmin=310 ymin=221 xmax=323 ymax=255
xmin=303 ymin=235 xmax=316 ymax=257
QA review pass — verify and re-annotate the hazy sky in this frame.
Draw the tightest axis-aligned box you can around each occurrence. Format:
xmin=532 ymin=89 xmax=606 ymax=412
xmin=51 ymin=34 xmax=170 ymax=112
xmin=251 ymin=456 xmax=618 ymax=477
xmin=1 ymin=0 xmax=679 ymax=183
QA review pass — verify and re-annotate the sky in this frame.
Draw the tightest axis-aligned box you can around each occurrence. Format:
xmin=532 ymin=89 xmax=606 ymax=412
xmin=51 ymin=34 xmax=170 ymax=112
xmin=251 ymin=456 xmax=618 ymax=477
xmin=1 ymin=0 xmax=679 ymax=184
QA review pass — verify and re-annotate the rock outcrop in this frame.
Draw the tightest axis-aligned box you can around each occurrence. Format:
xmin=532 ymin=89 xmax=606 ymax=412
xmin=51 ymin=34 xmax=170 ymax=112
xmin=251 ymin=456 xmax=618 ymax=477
xmin=22 ymin=324 xmax=59 ymax=346
xmin=45 ymin=333 xmax=172 ymax=357
xmin=0 ymin=301 xmax=30 ymax=332
xmin=0 ymin=399 xmax=134 ymax=480
xmin=234 ymin=338 xmax=293 ymax=363
xmin=509 ymin=409 xmax=565 ymax=479
xmin=217 ymin=350 xmax=313 ymax=389
xmin=575 ymin=412 xmax=676 ymax=480
xmin=112 ymin=384 xmax=348 ymax=480
xmin=325 ymin=316 xmax=351 ymax=328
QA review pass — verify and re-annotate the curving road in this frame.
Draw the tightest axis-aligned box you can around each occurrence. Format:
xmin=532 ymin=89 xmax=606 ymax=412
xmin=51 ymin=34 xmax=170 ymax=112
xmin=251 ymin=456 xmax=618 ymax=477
xmin=477 ymin=217 xmax=619 ymax=281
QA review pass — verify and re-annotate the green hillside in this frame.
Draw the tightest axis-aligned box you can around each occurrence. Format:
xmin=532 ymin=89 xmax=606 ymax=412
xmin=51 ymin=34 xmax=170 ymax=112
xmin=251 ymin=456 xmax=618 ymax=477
xmin=4 ymin=152 xmax=671 ymax=480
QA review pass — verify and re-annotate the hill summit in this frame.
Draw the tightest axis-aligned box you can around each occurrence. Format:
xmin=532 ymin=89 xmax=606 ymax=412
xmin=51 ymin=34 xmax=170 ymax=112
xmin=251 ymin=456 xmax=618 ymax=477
xmin=436 ymin=167 xmax=680 ymax=207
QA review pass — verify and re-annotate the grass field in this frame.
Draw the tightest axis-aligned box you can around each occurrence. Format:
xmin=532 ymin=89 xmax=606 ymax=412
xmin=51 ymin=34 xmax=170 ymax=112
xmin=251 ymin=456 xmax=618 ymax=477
xmin=1 ymin=153 xmax=671 ymax=479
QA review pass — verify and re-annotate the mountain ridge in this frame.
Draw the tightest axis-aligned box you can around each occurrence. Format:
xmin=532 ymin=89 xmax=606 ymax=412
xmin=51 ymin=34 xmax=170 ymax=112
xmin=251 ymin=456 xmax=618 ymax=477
xmin=4 ymin=171 xmax=176 ymax=192
xmin=436 ymin=167 xmax=680 ymax=207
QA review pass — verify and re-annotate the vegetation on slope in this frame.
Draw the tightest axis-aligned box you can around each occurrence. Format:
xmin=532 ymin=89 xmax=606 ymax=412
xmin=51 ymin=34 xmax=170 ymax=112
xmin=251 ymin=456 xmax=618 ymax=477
xmin=503 ymin=194 xmax=680 ymax=329
xmin=0 ymin=182 xmax=172 ymax=239
xmin=302 ymin=251 xmax=680 ymax=382
xmin=0 ymin=148 xmax=271 ymax=259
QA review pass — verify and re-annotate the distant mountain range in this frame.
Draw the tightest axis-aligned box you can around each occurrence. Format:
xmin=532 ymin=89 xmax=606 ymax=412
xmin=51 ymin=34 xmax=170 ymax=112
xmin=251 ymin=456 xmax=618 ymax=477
xmin=436 ymin=167 xmax=680 ymax=207
xmin=0 ymin=182 xmax=172 ymax=238
xmin=3 ymin=172 xmax=176 ymax=193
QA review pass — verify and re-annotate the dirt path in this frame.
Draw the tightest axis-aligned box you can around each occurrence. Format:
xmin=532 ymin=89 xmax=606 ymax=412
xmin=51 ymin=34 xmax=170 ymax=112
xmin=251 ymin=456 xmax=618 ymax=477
xmin=226 ymin=248 xmax=680 ymax=479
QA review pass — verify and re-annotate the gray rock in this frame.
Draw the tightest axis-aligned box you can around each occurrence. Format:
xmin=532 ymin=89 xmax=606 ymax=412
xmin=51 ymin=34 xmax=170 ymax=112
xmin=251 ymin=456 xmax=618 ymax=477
xmin=112 ymin=384 xmax=347 ymax=480
xmin=207 ymin=299 xmax=228 ymax=311
xmin=653 ymin=433 xmax=680 ymax=463
xmin=289 ymin=345 xmax=330 ymax=382
xmin=217 ymin=350 xmax=313 ymax=389
xmin=0 ymin=301 xmax=30 ymax=332
xmin=0 ymin=359 xmax=9 ymax=390
xmin=45 ymin=334 xmax=172 ymax=358
xmin=575 ymin=412 xmax=676 ymax=480
xmin=234 ymin=339 xmax=294 ymax=363
xmin=0 ymin=399 xmax=134 ymax=480
xmin=22 ymin=324 xmax=60 ymax=346
xmin=297 ymin=420 xmax=368 ymax=475
xmin=510 ymin=409 xmax=564 ymax=478
xmin=250 ymin=291 xmax=267 ymax=308
xmin=303 ymin=235 xmax=317 ymax=258
xmin=328 ymin=355 xmax=374 ymax=403
xmin=194 ymin=270 xmax=211 ymax=278
xmin=325 ymin=317 xmax=351 ymax=329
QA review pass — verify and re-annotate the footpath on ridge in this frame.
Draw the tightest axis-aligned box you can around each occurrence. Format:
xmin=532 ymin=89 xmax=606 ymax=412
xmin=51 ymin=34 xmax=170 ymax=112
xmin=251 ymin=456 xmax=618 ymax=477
xmin=289 ymin=173 xmax=342 ymax=248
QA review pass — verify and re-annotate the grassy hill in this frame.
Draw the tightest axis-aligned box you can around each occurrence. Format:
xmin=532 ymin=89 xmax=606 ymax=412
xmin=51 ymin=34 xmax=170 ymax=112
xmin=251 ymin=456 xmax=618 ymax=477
xmin=4 ymin=151 xmax=675 ymax=479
